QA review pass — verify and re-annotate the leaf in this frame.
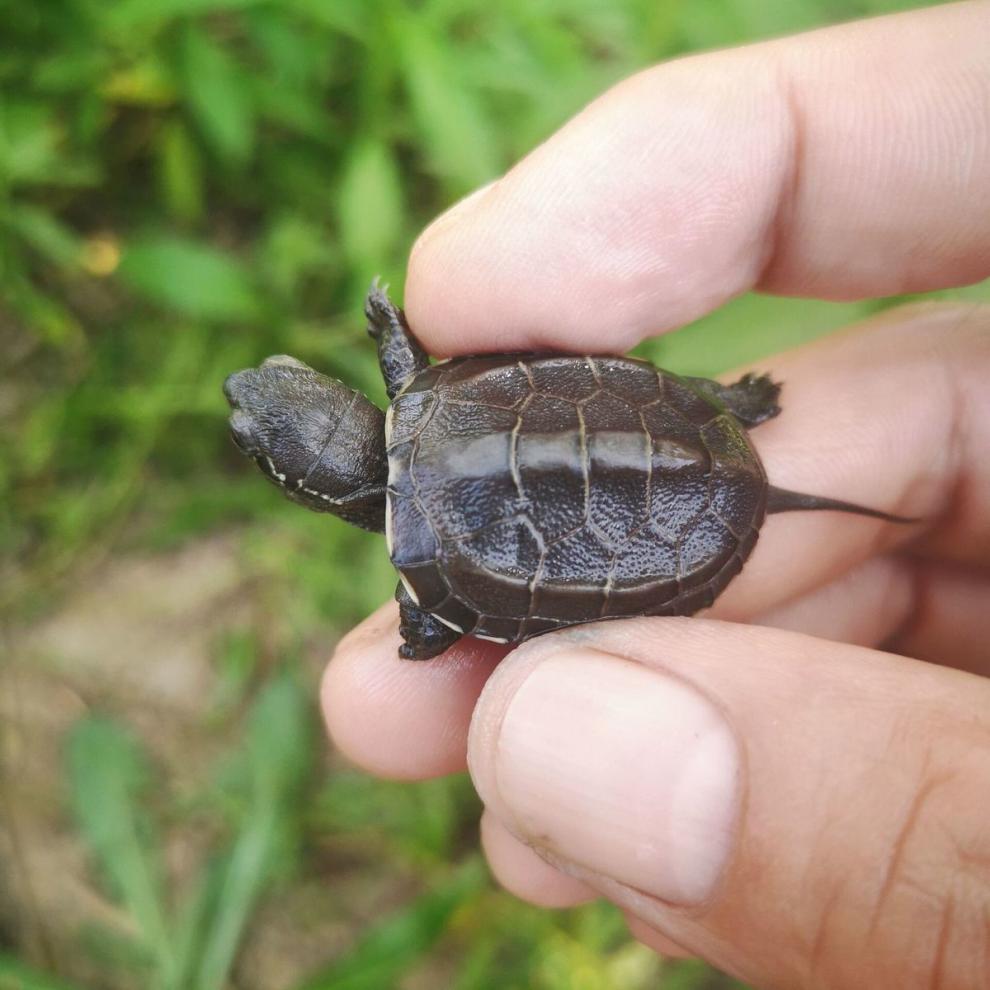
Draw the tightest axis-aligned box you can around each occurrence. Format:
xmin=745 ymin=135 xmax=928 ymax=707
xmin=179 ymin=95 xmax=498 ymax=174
xmin=245 ymin=670 xmax=313 ymax=804
xmin=244 ymin=8 xmax=320 ymax=88
xmin=5 ymin=203 xmax=83 ymax=266
xmin=194 ymin=803 xmax=280 ymax=989
xmin=169 ymin=857 xmax=226 ymax=990
xmin=315 ymin=772 xmax=477 ymax=866
xmin=0 ymin=101 xmax=59 ymax=186
xmin=118 ymin=235 xmax=260 ymax=320
xmin=106 ymin=0 xmax=267 ymax=31
xmin=337 ymin=138 xmax=403 ymax=269
xmin=0 ymin=954 xmax=89 ymax=990
xmin=178 ymin=24 xmax=255 ymax=166
xmin=394 ymin=14 xmax=499 ymax=192
xmin=157 ymin=120 xmax=204 ymax=223
xmin=194 ymin=674 xmax=313 ymax=989
xmin=281 ymin=0 xmax=368 ymax=38
xmin=636 ymin=294 xmax=871 ymax=378
xmin=250 ymin=77 xmax=330 ymax=141
xmin=293 ymin=860 xmax=487 ymax=990
xmin=101 ymin=58 xmax=176 ymax=107
xmin=259 ymin=212 xmax=337 ymax=296
xmin=66 ymin=717 xmax=176 ymax=982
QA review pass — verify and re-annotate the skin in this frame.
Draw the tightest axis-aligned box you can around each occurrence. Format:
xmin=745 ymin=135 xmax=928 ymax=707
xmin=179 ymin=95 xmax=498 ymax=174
xmin=324 ymin=3 xmax=990 ymax=987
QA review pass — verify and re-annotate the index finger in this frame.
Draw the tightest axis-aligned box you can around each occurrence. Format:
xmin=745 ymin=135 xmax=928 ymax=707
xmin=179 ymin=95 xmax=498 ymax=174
xmin=405 ymin=1 xmax=990 ymax=356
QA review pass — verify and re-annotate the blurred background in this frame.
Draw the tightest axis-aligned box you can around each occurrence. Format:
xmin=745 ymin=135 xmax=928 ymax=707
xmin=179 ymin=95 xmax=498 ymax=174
xmin=2 ymin=1 xmax=987 ymax=987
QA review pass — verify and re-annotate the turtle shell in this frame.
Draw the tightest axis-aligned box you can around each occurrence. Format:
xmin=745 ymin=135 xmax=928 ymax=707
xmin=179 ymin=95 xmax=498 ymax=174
xmin=384 ymin=355 xmax=767 ymax=644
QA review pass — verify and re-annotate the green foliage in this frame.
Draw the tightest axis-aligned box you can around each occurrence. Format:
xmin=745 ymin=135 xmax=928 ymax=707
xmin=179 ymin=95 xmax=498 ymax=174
xmin=0 ymin=955 xmax=88 ymax=990
xmin=64 ymin=674 xmax=314 ymax=990
xmin=295 ymin=860 xmax=488 ymax=990
xmin=67 ymin=719 xmax=176 ymax=982
xmin=2 ymin=0 xmax=985 ymax=988
xmin=119 ymin=235 xmax=262 ymax=320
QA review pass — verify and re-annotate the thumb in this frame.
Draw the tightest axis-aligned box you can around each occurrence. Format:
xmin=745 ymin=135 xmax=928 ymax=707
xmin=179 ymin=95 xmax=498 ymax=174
xmin=466 ymin=618 xmax=990 ymax=988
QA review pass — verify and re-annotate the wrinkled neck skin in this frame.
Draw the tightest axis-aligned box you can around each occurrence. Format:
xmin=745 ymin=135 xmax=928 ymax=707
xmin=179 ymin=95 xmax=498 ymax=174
xmin=285 ymin=471 xmax=387 ymax=534
xmin=225 ymin=360 xmax=388 ymax=533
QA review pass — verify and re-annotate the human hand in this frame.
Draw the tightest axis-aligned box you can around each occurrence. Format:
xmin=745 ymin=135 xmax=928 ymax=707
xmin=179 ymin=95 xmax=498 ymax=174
xmin=324 ymin=4 xmax=990 ymax=987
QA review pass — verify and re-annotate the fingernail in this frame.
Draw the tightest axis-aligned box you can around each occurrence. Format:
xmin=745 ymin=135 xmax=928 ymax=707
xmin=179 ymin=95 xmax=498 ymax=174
xmin=489 ymin=648 xmax=740 ymax=905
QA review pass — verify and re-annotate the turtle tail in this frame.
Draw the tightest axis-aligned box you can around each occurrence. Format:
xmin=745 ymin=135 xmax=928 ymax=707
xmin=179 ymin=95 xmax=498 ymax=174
xmin=766 ymin=486 xmax=918 ymax=524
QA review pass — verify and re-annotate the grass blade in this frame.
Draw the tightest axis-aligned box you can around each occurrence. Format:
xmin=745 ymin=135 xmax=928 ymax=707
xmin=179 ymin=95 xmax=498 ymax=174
xmin=193 ymin=804 xmax=279 ymax=989
xmin=394 ymin=12 xmax=499 ymax=193
xmin=293 ymin=859 xmax=487 ymax=990
xmin=0 ymin=954 xmax=89 ymax=990
xmin=337 ymin=138 xmax=403 ymax=272
xmin=167 ymin=857 xmax=226 ymax=990
xmin=177 ymin=24 xmax=255 ymax=167
xmin=194 ymin=673 xmax=312 ymax=989
xmin=65 ymin=717 xmax=176 ymax=986
xmin=118 ymin=235 xmax=261 ymax=322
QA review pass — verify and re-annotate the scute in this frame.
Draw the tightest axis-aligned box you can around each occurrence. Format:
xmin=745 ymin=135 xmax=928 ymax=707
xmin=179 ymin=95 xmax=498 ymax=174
xmin=587 ymin=428 xmax=650 ymax=548
xmin=440 ymin=360 xmax=532 ymax=409
xmin=445 ymin=517 xmax=540 ymax=615
xmin=413 ymin=472 xmax=522 ymax=540
xmin=386 ymin=492 xmax=437 ymax=566
xmin=398 ymin=560 xmax=449 ymax=610
xmin=527 ymin=356 xmax=599 ymax=402
xmin=581 ymin=391 xmax=642 ymax=432
xmin=517 ymin=430 xmax=586 ymax=541
xmin=387 ymin=390 xmax=435 ymax=445
xmin=678 ymin=511 xmax=734 ymax=584
xmin=458 ymin=516 xmax=543 ymax=575
xmin=520 ymin=393 xmax=580 ymax=431
xmin=663 ymin=377 xmax=722 ymax=426
xmin=649 ymin=459 xmax=710 ymax=544
xmin=613 ymin=526 xmax=678 ymax=583
xmin=407 ymin=398 xmax=521 ymax=538
xmin=592 ymin=357 xmax=662 ymax=406
xmin=422 ymin=396 xmax=518 ymax=444
xmin=386 ymin=355 xmax=768 ymax=642
xmin=641 ymin=400 xmax=706 ymax=449
xmin=541 ymin=526 xmax=613 ymax=583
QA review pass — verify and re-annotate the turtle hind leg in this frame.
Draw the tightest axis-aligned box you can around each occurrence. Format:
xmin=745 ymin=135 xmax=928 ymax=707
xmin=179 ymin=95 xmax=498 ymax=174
xmin=689 ymin=372 xmax=782 ymax=427
xmin=395 ymin=582 xmax=462 ymax=660
xmin=366 ymin=279 xmax=430 ymax=399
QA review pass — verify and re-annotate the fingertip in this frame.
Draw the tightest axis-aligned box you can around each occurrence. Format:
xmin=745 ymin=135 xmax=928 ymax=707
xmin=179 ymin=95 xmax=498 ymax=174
xmin=321 ymin=603 xmax=427 ymax=779
xmin=480 ymin=810 xmax=597 ymax=909
xmin=322 ymin=602 xmax=504 ymax=779
xmin=404 ymin=55 xmax=787 ymax=356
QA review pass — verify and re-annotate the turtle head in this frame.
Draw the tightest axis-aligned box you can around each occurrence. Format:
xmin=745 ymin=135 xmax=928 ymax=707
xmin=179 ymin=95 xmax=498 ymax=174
xmin=223 ymin=355 xmax=387 ymax=532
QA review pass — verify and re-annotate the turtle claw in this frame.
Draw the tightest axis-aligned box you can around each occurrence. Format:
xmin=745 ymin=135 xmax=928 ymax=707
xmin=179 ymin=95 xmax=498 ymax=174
xmin=364 ymin=277 xmax=396 ymax=342
xmin=395 ymin=582 xmax=461 ymax=660
xmin=687 ymin=372 xmax=782 ymax=427
xmin=365 ymin=282 xmax=430 ymax=398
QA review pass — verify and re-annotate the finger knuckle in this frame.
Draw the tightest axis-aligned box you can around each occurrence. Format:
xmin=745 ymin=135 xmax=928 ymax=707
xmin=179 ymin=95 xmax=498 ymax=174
xmin=865 ymin=734 xmax=990 ymax=988
xmin=801 ymin=719 xmax=990 ymax=989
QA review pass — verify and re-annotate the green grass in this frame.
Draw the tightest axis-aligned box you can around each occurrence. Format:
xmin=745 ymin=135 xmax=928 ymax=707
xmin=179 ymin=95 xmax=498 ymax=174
xmin=2 ymin=0 xmax=986 ymax=987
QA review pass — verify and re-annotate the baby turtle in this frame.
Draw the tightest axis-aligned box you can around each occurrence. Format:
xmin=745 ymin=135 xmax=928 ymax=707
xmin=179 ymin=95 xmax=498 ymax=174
xmin=224 ymin=282 xmax=906 ymax=660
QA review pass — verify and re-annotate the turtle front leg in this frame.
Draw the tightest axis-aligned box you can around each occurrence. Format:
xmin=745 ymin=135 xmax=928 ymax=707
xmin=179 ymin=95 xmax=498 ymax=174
xmin=366 ymin=279 xmax=430 ymax=399
xmin=395 ymin=582 xmax=462 ymax=660
xmin=687 ymin=372 xmax=782 ymax=427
